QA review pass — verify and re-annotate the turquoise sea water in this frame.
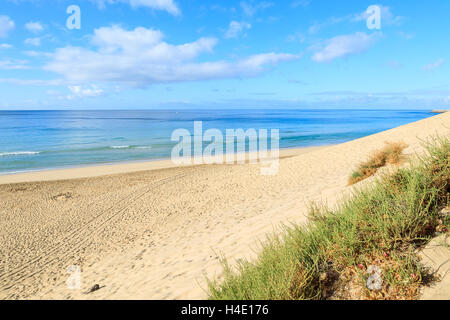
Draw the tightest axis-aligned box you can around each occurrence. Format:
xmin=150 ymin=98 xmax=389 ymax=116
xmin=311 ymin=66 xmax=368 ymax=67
xmin=0 ymin=109 xmax=434 ymax=174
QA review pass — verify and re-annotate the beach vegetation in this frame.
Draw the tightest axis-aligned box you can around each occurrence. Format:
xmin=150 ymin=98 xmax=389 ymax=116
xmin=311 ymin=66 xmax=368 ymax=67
xmin=348 ymin=142 xmax=407 ymax=185
xmin=208 ymin=137 xmax=449 ymax=300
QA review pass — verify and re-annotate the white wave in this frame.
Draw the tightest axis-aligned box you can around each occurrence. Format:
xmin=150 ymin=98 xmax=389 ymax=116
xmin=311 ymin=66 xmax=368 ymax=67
xmin=110 ymin=145 xmax=152 ymax=150
xmin=0 ymin=151 xmax=40 ymax=157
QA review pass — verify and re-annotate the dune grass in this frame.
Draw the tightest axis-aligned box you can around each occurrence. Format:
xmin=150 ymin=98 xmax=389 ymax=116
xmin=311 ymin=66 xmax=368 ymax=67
xmin=348 ymin=142 xmax=408 ymax=185
xmin=207 ymin=137 xmax=449 ymax=300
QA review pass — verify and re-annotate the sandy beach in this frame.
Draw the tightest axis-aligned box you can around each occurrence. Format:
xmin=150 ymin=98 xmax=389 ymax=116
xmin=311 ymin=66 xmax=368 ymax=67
xmin=0 ymin=112 xmax=449 ymax=300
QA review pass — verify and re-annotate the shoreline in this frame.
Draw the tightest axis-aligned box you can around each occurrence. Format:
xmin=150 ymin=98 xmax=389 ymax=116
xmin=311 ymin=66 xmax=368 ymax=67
xmin=0 ymin=145 xmax=326 ymax=185
xmin=431 ymin=109 xmax=449 ymax=114
xmin=0 ymin=109 xmax=438 ymax=183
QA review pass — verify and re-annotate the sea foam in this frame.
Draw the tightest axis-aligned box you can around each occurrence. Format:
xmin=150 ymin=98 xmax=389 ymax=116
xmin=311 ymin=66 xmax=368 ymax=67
xmin=0 ymin=151 xmax=40 ymax=157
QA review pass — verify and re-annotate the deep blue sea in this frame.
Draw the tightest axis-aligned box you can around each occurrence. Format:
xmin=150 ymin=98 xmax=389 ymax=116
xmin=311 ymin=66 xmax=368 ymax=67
xmin=0 ymin=109 xmax=434 ymax=174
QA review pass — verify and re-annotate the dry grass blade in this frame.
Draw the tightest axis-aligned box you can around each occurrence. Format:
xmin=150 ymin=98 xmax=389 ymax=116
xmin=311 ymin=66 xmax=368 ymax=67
xmin=348 ymin=142 xmax=408 ymax=185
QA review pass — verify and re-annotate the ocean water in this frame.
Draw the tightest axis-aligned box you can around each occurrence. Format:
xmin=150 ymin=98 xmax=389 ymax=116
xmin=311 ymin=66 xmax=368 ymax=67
xmin=0 ymin=109 xmax=434 ymax=174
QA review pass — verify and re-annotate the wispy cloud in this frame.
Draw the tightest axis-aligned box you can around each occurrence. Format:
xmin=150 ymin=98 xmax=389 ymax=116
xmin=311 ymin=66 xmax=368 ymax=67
xmin=423 ymin=58 xmax=445 ymax=71
xmin=24 ymin=37 xmax=41 ymax=46
xmin=0 ymin=59 xmax=29 ymax=70
xmin=385 ymin=59 xmax=402 ymax=69
xmin=397 ymin=31 xmax=415 ymax=40
xmin=91 ymin=0 xmax=181 ymax=16
xmin=0 ymin=16 xmax=15 ymax=38
xmin=25 ymin=21 xmax=43 ymax=33
xmin=309 ymin=5 xmax=402 ymax=35
xmin=291 ymin=0 xmax=310 ymax=8
xmin=311 ymin=32 xmax=380 ymax=63
xmin=240 ymin=1 xmax=273 ymax=17
xmin=225 ymin=21 xmax=251 ymax=39
xmin=67 ymin=85 xmax=105 ymax=100
xmin=0 ymin=78 xmax=65 ymax=86
xmin=309 ymin=17 xmax=345 ymax=34
xmin=22 ymin=50 xmax=51 ymax=57
xmin=286 ymin=31 xmax=306 ymax=43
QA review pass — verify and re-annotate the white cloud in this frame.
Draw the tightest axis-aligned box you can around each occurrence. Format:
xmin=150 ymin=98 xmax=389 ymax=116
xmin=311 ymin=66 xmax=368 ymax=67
xmin=0 ymin=16 xmax=15 ymax=38
xmin=25 ymin=21 xmax=44 ymax=33
xmin=240 ymin=1 xmax=273 ymax=17
xmin=67 ymin=85 xmax=105 ymax=99
xmin=24 ymin=37 xmax=41 ymax=46
xmin=423 ymin=59 xmax=445 ymax=71
xmin=311 ymin=32 xmax=380 ymax=63
xmin=0 ymin=43 xmax=13 ymax=49
xmin=45 ymin=25 xmax=300 ymax=87
xmin=225 ymin=21 xmax=251 ymax=39
xmin=91 ymin=0 xmax=180 ymax=15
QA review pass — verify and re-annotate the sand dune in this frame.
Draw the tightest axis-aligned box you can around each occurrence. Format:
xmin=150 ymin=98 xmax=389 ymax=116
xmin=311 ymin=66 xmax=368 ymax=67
xmin=0 ymin=112 xmax=449 ymax=300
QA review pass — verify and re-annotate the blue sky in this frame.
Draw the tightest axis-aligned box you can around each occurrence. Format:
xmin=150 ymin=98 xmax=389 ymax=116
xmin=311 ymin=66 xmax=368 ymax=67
xmin=0 ymin=0 xmax=449 ymax=109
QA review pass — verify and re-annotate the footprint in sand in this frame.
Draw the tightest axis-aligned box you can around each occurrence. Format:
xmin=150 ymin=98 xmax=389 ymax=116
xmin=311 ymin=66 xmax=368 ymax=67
xmin=51 ymin=192 xmax=73 ymax=201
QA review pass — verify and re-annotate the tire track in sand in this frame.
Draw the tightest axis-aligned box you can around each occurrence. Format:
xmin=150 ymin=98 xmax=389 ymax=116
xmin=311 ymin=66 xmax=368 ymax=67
xmin=0 ymin=169 xmax=200 ymax=294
